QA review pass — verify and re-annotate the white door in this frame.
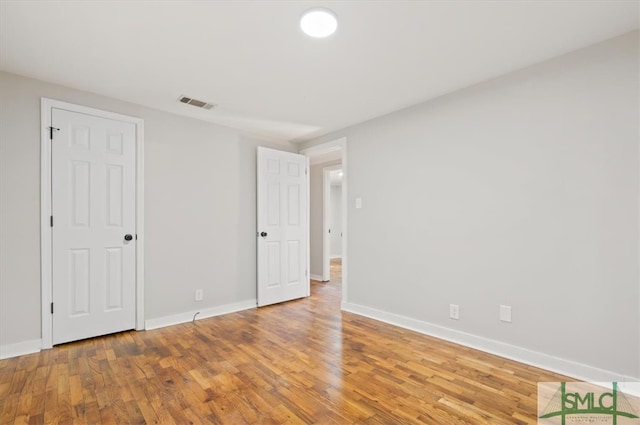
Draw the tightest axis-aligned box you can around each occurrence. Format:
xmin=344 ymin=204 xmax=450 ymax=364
xmin=51 ymin=107 xmax=136 ymax=345
xmin=257 ymin=147 xmax=309 ymax=307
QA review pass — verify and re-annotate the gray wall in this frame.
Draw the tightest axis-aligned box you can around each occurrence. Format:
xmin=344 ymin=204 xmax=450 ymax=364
xmin=0 ymin=71 xmax=293 ymax=347
xmin=309 ymin=160 xmax=341 ymax=278
xmin=300 ymin=32 xmax=639 ymax=378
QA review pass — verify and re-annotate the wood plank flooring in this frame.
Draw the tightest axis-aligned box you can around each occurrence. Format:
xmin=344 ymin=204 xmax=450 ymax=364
xmin=1 ymin=260 xmax=570 ymax=424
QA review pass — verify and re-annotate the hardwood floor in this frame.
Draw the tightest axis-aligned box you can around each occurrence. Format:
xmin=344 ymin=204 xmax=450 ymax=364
xmin=329 ymin=258 xmax=342 ymax=283
xmin=1 ymin=269 xmax=569 ymax=424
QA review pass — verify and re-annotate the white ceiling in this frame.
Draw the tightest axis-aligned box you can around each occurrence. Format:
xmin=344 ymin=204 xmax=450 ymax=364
xmin=1 ymin=1 xmax=637 ymax=144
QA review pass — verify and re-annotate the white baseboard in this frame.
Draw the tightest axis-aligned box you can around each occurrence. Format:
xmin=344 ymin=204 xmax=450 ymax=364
xmin=0 ymin=339 xmax=42 ymax=360
xmin=341 ymin=302 xmax=639 ymax=383
xmin=145 ymin=299 xmax=257 ymax=331
xmin=310 ymin=274 xmax=326 ymax=281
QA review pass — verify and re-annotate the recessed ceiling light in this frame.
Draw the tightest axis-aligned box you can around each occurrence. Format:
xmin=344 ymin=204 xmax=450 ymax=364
xmin=300 ymin=8 xmax=337 ymax=38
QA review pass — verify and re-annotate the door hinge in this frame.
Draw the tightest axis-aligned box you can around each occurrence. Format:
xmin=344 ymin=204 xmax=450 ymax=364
xmin=305 ymin=168 xmax=308 ymax=175
xmin=135 ymin=234 xmax=138 ymax=240
xmin=48 ymin=126 xmax=60 ymax=140
xmin=305 ymin=270 xmax=308 ymax=277
xmin=50 ymin=216 xmax=53 ymax=227
xmin=50 ymin=302 xmax=54 ymax=314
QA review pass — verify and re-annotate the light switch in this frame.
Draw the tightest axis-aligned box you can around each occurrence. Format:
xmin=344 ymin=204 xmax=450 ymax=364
xmin=355 ymin=198 xmax=362 ymax=209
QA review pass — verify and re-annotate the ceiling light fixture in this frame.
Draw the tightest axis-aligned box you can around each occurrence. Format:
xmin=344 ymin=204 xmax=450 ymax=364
xmin=300 ymin=8 xmax=338 ymax=38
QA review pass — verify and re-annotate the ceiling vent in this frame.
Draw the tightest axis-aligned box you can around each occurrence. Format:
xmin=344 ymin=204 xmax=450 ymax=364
xmin=178 ymin=95 xmax=216 ymax=110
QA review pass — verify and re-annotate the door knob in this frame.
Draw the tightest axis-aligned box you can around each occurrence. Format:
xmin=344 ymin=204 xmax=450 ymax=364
xmin=260 ymin=232 xmax=267 ymax=238
xmin=124 ymin=234 xmax=133 ymax=241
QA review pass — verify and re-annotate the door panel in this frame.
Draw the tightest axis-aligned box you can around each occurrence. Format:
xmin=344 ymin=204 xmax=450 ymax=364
xmin=105 ymin=247 xmax=124 ymax=310
xmin=71 ymin=161 xmax=90 ymax=226
xmin=267 ymin=242 xmax=281 ymax=287
xmin=257 ymin=147 xmax=309 ymax=307
xmin=52 ymin=108 xmax=136 ymax=345
xmin=69 ymin=249 xmax=90 ymax=316
xmin=288 ymin=185 xmax=300 ymax=225
xmin=288 ymin=241 xmax=300 ymax=283
xmin=106 ymin=164 xmax=124 ymax=227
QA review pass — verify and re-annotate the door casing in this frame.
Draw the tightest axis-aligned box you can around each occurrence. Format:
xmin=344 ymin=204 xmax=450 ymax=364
xmin=40 ymin=98 xmax=145 ymax=349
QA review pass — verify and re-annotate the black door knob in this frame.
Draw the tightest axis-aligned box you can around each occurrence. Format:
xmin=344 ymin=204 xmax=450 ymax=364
xmin=260 ymin=232 xmax=267 ymax=238
xmin=124 ymin=234 xmax=133 ymax=241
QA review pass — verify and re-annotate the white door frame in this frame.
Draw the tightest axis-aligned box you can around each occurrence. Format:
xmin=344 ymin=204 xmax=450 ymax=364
xmin=40 ymin=98 xmax=145 ymax=349
xmin=300 ymin=137 xmax=348 ymax=303
xmin=323 ymin=164 xmax=342 ymax=281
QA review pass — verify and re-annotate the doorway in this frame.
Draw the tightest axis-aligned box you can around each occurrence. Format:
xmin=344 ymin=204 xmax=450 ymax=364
xmin=323 ymin=165 xmax=343 ymax=283
xmin=300 ymin=137 xmax=347 ymax=304
xmin=327 ymin=170 xmax=343 ymax=288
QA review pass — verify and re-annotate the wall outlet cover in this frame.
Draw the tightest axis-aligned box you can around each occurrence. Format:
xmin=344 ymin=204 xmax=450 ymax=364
xmin=449 ymin=304 xmax=459 ymax=320
xmin=500 ymin=305 xmax=512 ymax=323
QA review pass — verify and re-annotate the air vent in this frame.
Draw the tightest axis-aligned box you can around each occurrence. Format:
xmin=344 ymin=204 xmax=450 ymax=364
xmin=178 ymin=95 xmax=216 ymax=110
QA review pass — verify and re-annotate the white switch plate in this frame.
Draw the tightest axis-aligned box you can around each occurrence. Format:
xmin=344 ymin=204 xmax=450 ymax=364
xmin=195 ymin=289 xmax=203 ymax=301
xmin=449 ymin=304 xmax=459 ymax=320
xmin=500 ymin=305 xmax=512 ymax=323
xmin=355 ymin=197 xmax=362 ymax=209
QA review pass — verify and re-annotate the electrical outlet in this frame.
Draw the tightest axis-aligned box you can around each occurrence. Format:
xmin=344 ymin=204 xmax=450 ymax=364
xmin=500 ymin=305 xmax=512 ymax=323
xmin=195 ymin=289 xmax=203 ymax=302
xmin=449 ymin=304 xmax=459 ymax=320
